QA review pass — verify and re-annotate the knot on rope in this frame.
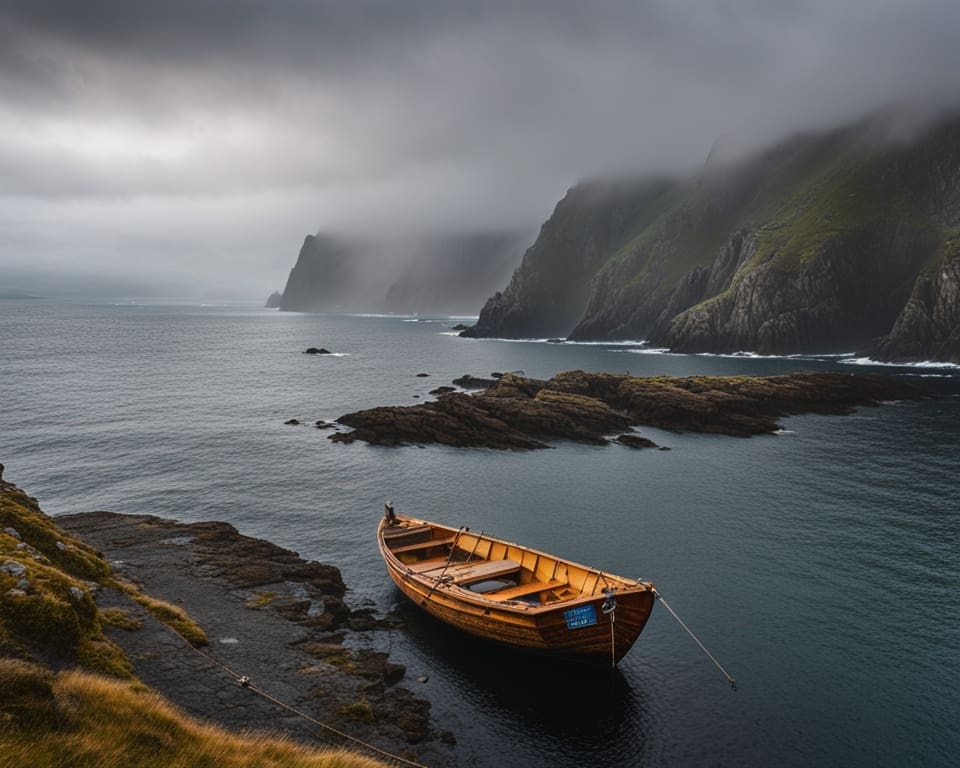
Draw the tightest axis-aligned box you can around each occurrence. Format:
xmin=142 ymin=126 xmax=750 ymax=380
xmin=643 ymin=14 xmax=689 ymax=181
xmin=239 ymin=675 xmax=250 ymax=688
xmin=601 ymin=588 xmax=617 ymax=616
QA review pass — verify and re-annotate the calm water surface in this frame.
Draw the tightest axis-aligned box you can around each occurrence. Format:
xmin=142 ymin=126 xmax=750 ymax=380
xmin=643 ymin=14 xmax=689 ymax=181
xmin=2 ymin=300 xmax=958 ymax=767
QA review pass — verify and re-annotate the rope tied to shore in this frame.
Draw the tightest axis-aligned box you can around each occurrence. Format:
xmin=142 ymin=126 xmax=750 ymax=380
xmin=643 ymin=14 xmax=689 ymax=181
xmin=653 ymin=587 xmax=737 ymax=691
xmin=146 ymin=605 xmax=436 ymax=768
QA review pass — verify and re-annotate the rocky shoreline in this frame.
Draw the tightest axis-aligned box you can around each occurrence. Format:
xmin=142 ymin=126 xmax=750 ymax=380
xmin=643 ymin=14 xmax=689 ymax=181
xmin=55 ymin=511 xmax=455 ymax=765
xmin=329 ymin=370 xmax=925 ymax=449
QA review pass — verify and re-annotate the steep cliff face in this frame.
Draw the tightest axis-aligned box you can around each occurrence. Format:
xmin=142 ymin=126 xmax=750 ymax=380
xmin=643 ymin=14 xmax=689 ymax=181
xmin=277 ymin=234 xmax=359 ymax=312
xmin=383 ymin=232 xmax=526 ymax=315
xmin=463 ymin=112 xmax=960 ymax=362
xmin=461 ymin=178 xmax=675 ymax=338
xmin=874 ymin=254 xmax=960 ymax=363
xmin=274 ymin=231 xmax=528 ymax=315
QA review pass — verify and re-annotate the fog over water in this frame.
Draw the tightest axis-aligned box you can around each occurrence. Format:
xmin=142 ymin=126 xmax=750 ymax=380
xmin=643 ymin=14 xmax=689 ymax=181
xmin=1 ymin=1 xmax=959 ymax=299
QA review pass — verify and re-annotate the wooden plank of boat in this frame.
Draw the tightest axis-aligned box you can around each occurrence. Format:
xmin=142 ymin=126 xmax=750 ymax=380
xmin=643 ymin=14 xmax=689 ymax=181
xmin=388 ymin=536 xmax=458 ymax=555
xmin=378 ymin=512 xmax=656 ymax=665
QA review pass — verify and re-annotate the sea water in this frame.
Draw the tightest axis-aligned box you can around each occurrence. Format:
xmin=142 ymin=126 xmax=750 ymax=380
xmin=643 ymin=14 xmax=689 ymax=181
xmin=2 ymin=299 xmax=958 ymax=768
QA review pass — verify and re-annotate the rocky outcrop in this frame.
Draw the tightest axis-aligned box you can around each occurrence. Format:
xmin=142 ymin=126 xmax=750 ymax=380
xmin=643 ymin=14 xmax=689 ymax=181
xmin=328 ymin=370 xmax=924 ymax=449
xmin=462 ymin=112 xmax=960 ymax=363
xmin=264 ymin=291 xmax=282 ymax=309
xmin=58 ymin=511 xmax=451 ymax=755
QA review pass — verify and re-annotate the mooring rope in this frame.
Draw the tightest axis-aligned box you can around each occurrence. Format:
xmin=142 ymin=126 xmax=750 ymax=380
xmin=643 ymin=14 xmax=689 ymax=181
xmin=145 ymin=611 xmax=435 ymax=768
xmin=652 ymin=588 xmax=737 ymax=691
xmin=601 ymin=589 xmax=617 ymax=669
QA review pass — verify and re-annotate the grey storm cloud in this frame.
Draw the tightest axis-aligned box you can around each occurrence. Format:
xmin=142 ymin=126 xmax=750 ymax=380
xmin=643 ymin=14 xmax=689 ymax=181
xmin=1 ymin=0 xmax=959 ymax=298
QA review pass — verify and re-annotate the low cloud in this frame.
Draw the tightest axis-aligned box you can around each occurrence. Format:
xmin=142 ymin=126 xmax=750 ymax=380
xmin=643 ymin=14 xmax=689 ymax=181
xmin=1 ymin=1 xmax=959 ymax=299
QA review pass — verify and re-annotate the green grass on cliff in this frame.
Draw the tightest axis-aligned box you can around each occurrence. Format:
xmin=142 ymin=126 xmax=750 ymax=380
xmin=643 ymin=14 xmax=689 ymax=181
xmin=593 ymin=122 xmax=949 ymax=313
xmin=0 ymin=659 xmax=389 ymax=768
xmin=0 ymin=486 xmax=131 ymax=677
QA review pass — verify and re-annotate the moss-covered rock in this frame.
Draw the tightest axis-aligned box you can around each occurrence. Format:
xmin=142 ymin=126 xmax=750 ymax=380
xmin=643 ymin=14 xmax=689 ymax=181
xmin=0 ymin=486 xmax=109 ymax=582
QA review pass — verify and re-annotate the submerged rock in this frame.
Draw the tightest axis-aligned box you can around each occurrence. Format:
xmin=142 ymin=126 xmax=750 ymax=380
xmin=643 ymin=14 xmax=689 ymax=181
xmin=304 ymin=347 xmax=331 ymax=355
xmin=615 ymin=433 xmax=659 ymax=449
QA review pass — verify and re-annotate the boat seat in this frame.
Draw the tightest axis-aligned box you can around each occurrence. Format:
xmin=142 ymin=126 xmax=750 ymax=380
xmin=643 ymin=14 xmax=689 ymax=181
xmin=405 ymin=556 xmax=451 ymax=573
xmin=445 ymin=559 xmax=521 ymax=585
xmin=485 ymin=580 xmax=562 ymax=602
xmin=388 ymin=536 xmax=457 ymax=554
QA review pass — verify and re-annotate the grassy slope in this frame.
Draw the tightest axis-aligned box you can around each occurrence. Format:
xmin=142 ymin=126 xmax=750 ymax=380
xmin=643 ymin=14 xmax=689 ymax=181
xmin=0 ymin=485 xmax=130 ymax=677
xmin=0 ymin=481 xmax=392 ymax=768
xmin=587 ymin=121 xmax=956 ymax=316
xmin=0 ymin=659 xmax=385 ymax=768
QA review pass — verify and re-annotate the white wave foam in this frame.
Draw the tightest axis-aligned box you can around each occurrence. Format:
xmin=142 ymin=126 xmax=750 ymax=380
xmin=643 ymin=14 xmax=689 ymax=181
xmin=460 ymin=336 xmax=653 ymax=346
xmin=621 ymin=347 xmax=673 ymax=355
xmin=839 ymin=356 xmax=960 ymax=370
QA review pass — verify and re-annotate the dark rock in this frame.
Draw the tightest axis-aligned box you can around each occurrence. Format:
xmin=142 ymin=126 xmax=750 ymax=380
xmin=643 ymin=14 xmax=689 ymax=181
xmin=874 ymin=255 xmax=960 ymax=363
xmin=452 ymin=374 xmax=497 ymax=390
xmin=264 ymin=291 xmax=283 ymax=309
xmin=491 ymin=372 xmax=504 ymax=378
xmin=429 ymin=386 xmax=456 ymax=396
xmin=284 ymin=418 xmax=301 ymax=425
xmin=615 ymin=433 xmax=658 ymax=449
xmin=55 ymin=511 xmax=449 ymax=763
xmin=304 ymin=347 xmax=330 ymax=355
xmin=314 ymin=421 xmax=335 ymax=429
xmin=546 ymin=338 xmax=565 ymax=344
xmin=451 ymin=323 xmax=469 ymax=331
xmin=416 ymin=373 xmax=430 ymax=377
xmin=329 ymin=370 xmax=926 ymax=450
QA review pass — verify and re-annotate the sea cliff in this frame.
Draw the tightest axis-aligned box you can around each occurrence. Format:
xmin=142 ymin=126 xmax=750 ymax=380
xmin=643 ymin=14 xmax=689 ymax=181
xmin=463 ymin=112 xmax=960 ymax=363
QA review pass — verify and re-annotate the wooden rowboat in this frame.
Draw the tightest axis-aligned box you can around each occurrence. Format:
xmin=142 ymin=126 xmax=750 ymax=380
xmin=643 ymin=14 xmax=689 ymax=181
xmin=378 ymin=513 xmax=656 ymax=665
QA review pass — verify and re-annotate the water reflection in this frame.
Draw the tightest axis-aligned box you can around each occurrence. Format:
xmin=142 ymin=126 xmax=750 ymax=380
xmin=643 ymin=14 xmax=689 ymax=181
xmin=390 ymin=594 xmax=663 ymax=767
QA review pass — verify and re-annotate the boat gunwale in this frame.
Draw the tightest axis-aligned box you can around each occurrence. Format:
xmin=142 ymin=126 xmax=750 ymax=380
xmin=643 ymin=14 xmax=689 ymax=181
xmin=378 ymin=515 xmax=654 ymax=616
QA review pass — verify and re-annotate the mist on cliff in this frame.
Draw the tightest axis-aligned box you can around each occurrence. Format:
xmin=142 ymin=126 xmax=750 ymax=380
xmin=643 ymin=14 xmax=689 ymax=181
xmin=1 ymin=1 xmax=959 ymax=300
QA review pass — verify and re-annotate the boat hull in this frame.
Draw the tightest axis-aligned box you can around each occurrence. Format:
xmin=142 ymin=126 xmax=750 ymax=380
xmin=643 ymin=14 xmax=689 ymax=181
xmin=379 ymin=518 xmax=655 ymax=665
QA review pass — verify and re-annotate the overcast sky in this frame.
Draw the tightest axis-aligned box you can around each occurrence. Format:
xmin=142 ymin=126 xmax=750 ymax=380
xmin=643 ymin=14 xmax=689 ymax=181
xmin=1 ymin=1 xmax=959 ymax=299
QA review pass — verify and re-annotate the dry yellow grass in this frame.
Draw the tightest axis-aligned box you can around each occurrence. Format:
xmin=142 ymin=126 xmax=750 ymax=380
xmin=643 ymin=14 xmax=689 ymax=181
xmin=113 ymin=578 xmax=208 ymax=647
xmin=0 ymin=659 xmax=392 ymax=768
